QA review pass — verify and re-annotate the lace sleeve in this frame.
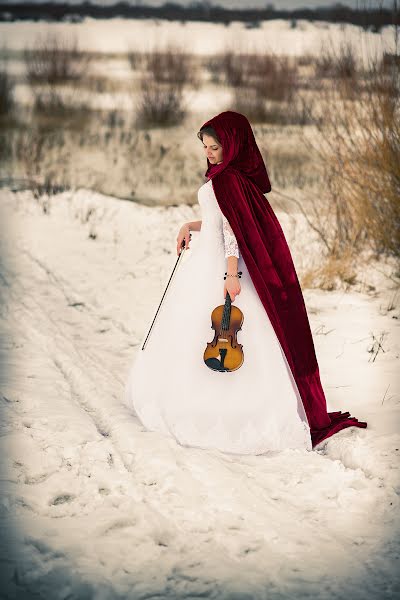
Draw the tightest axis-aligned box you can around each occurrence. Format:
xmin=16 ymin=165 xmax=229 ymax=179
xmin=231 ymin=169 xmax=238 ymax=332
xmin=222 ymin=214 xmax=240 ymax=259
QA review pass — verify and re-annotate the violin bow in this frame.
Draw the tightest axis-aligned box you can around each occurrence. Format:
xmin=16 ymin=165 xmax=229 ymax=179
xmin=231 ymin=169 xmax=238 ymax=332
xmin=141 ymin=235 xmax=191 ymax=350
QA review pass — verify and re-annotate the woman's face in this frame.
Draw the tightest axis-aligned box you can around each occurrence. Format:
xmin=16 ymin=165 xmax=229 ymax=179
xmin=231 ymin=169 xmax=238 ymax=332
xmin=202 ymin=133 xmax=223 ymax=165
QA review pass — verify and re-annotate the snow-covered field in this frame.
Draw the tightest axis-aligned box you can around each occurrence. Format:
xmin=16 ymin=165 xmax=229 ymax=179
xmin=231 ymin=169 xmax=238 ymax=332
xmin=0 ymin=185 xmax=399 ymax=599
xmin=1 ymin=17 xmax=398 ymax=205
xmin=0 ymin=17 xmax=396 ymax=62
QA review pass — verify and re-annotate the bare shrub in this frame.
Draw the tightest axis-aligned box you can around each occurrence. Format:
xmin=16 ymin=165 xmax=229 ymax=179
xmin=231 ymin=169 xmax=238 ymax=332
xmin=300 ymin=57 xmax=400 ymax=258
xmin=0 ymin=68 xmax=13 ymax=116
xmin=205 ymin=49 xmax=247 ymax=86
xmin=315 ymin=39 xmax=358 ymax=80
xmin=33 ymin=86 xmax=68 ymax=115
xmin=314 ymin=52 xmax=334 ymax=79
xmin=24 ymin=31 xmax=91 ymax=85
xmin=334 ymin=40 xmax=358 ymax=79
xmin=208 ymin=49 xmax=298 ymax=101
xmin=382 ymin=52 xmax=400 ymax=73
xmin=31 ymin=84 xmax=92 ymax=128
xmin=25 ymin=32 xmax=93 ymax=121
xmin=141 ymin=42 xmax=198 ymax=87
xmin=296 ymin=53 xmax=314 ymax=67
xmin=365 ymin=54 xmax=400 ymax=98
xmin=205 ymin=54 xmax=225 ymax=84
xmin=127 ymin=50 xmax=144 ymax=71
xmin=231 ymin=87 xmax=268 ymax=123
xmin=220 ymin=50 xmax=246 ymax=87
xmin=253 ymin=55 xmax=298 ymax=103
xmin=13 ymin=128 xmax=46 ymax=182
xmin=210 ymin=47 xmax=300 ymax=124
xmin=231 ymin=94 xmax=286 ymax=125
xmin=135 ymin=75 xmax=186 ymax=128
xmin=232 ymin=87 xmax=313 ymax=126
xmin=9 ymin=124 xmax=73 ymax=198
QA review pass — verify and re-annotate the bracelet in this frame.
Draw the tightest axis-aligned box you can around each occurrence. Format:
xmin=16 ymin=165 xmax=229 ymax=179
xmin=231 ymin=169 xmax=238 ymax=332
xmin=224 ymin=271 xmax=242 ymax=280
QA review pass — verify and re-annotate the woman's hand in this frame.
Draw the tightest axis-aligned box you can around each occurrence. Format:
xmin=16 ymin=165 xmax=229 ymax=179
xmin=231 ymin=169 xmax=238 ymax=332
xmin=224 ymin=275 xmax=241 ymax=302
xmin=176 ymin=223 xmax=191 ymax=255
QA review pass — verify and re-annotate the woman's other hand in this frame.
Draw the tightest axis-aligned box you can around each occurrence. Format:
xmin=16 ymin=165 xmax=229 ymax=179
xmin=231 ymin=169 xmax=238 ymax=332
xmin=224 ymin=276 xmax=241 ymax=302
xmin=176 ymin=223 xmax=191 ymax=255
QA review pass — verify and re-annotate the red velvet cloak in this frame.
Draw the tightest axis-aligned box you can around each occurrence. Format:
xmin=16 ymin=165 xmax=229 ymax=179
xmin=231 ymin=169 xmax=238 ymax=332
xmin=200 ymin=110 xmax=367 ymax=448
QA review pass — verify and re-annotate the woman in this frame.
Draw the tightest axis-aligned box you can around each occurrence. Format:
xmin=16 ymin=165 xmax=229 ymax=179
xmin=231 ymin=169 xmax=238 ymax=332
xmin=123 ymin=110 xmax=367 ymax=454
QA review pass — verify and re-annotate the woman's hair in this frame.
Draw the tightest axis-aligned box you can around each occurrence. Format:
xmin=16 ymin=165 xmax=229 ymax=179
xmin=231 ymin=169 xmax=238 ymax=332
xmin=197 ymin=126 xmax=222 ymax=145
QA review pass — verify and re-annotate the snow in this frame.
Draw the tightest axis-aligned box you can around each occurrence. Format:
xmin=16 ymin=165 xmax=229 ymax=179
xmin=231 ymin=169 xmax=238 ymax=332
xmin=0 ymin=185 xmax=399 ymax=598
xmin=0 ymin=17 xmax=396 ymax=64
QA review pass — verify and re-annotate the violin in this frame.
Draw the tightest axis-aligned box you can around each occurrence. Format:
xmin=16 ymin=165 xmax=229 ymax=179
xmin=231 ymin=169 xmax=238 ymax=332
xmin=204 ymin=272 xmax=244 ymax=372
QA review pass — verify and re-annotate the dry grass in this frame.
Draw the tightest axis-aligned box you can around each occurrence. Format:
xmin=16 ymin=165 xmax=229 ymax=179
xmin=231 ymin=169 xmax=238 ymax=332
xmin=232 ymin=88 xmax=313 ymax=126
xmin=127 ymin=50 xmax=143 ymax=71
xmin=231 ymin=87 xmax=269 ymax=123
xmin=299 ymin=54 xmax=400 ymax=258
xmin=134 ymin=75 xmax=187 ymax=128
xmin=300 ymin=248 xmax=358 ymax=291
xmin=314 ymin=38 xmax=359 ymax=81
xmin=130 ymin=41 xmax=197 ymax=128
xmin=253 ymin=55 xmax=298 ymax=103
xmin=31 ymin=86 xmax=93 ymax=131
xmin=265 ymin=146 xmax=321 ymax=189
xmin=213 ymin=47 xmax=302 ymax=125
xmin=0 ymin=68 xmax=13 ymax=116
xmin=24 ymin=31 xmax=91 ymax=85
xmin=296 ymin=54 xmax=315 ymax=67
xmin=23 ymin=32 xmax=94 ymax=121
xmin=207 ymin=49 xmax=298 ymax=102
xmin=73 ymin=75 xmax=132 ymax=94
xmin=140 ymin=42 xmax=198 ymax=87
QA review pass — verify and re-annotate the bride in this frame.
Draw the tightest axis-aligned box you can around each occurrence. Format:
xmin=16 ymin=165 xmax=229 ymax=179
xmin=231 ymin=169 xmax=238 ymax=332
xmin=123 ymin=110 xmax=367 ymax=455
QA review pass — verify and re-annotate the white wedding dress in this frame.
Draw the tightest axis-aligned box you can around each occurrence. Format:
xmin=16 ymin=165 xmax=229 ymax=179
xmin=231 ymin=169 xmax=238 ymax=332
xmin=123 ymin=179 xmax=312 ymax=454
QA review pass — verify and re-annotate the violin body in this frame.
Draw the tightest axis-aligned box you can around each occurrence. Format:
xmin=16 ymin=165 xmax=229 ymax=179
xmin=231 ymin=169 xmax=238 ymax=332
xmin=204 ymin=289 xmax=244 ymax=372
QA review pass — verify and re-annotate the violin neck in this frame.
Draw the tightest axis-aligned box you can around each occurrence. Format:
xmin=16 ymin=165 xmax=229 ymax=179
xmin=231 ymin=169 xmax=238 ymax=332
xmin=222 ymin=292 xmax=232 ymax=330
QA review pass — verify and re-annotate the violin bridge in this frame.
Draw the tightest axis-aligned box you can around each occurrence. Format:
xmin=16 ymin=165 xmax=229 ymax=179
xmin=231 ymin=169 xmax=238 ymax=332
xmin=218 ymin=337 xmax=229 ymax=342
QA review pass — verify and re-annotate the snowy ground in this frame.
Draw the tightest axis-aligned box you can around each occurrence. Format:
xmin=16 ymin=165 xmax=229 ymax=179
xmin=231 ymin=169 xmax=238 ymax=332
xmin=0 ymin=185 xmax=399 ymax=599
